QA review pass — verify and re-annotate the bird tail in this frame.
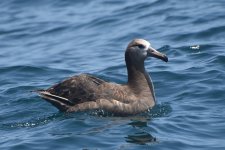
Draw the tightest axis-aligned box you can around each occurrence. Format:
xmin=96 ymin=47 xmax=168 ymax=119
xmin=34 ymin=90 xmax=73 ymax=111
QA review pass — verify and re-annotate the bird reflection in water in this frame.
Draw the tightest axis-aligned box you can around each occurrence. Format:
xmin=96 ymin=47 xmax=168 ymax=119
xmin=125 ymin=117 xmax=157 ymax=145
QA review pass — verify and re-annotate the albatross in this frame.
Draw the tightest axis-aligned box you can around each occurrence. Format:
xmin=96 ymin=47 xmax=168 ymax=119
xmin=36 ymin=39 xmax=168 ymax=115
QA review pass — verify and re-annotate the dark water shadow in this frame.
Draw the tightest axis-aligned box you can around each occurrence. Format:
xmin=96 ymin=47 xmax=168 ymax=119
xmin=125 ymin=117 xmax=156 ymax=145
xmin=126 ymin=131 xmax=156 ymax=145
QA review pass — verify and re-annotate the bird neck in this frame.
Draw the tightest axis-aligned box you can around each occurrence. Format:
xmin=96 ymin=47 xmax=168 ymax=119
xmin=127 ymin=61 xmax=146 ymax=85
xmin=125 ymin=55 xmax=156 ymax=102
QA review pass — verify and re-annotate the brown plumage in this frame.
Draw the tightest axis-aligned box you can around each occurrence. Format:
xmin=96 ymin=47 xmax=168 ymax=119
xmin=36 ymin=39 xmax=168 ymax=115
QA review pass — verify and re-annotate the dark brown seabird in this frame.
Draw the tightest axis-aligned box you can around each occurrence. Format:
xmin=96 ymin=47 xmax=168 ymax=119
xmin=36 ymin=39 xmax=168 ymax=116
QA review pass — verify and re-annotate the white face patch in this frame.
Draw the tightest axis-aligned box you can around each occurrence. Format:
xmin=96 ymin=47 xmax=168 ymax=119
xmin=135 ymin=39 xmax=151 ymax=58
xmin=141 ymin=39 xmax=151 ymax=51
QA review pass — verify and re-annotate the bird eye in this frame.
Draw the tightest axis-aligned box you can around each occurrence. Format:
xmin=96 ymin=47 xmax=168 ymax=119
xmin=137 ymin=44 xmax=145 ymax=49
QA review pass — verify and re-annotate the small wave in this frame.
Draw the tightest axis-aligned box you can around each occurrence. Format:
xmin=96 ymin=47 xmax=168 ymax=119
xmin=85 ymin=17 xmax=120 ymax=29
xmin=169 ymin=25 xmax=225 ymax=41
xmin=1 ymin=113 xmax=64 ymax=129
xmin=37 ymin=25 xmax=71 ymax=36
xmin=0 ymin=65 xmax=47 ymax=73
xmin=0 ymin=65 xmax=73 ymax=76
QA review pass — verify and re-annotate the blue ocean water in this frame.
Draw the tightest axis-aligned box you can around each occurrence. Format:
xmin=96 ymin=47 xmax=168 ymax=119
xmin=0 ymin=0 xmax=225 ymax=149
